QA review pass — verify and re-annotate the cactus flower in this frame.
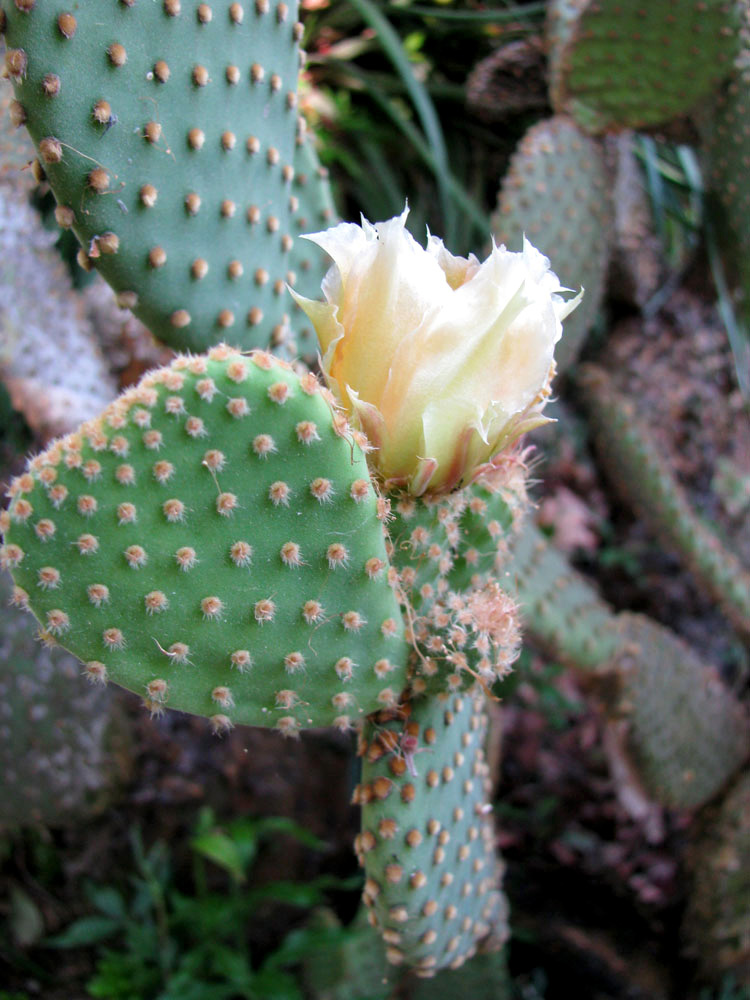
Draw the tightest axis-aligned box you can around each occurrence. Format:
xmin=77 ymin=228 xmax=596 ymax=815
xmin=293 ymin=208 xmax=580 ymax=495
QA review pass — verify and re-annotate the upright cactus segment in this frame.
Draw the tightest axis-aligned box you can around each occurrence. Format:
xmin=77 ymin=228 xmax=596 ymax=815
xmin=0 ymin=576 xmax=124 ymax=830
xmin=490 ymin=117 xmax=611 ymax=372
xmin=1 ymin=0 xmax=302 ymax=353
xmin=356 ymin=692 xmax=508 ymax=977
xmin=1 ymin=346 xmax=408 ymax=734
xmin=579 ymin=364 xmax=750 ymax=640
xmin=504 ymin=522 xmax=749 ymax=809
xmin=546 ymin=0 xmax=743 ymax=135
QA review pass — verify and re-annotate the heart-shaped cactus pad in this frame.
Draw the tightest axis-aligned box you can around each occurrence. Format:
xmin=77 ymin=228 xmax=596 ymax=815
xmin=1 ymin=347 xmax=409 ymax=734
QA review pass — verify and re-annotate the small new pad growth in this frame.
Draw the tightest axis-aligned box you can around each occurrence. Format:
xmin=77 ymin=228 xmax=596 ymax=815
xmin=1 ymin=0 xmax=302 ymax=352
xmin=386 ymin=462 xmax=527 ymax=697
xmin=357 ymin=693 xmax=508 ymax=976
xmin=1 ymin=347 xmax=408 ymax=732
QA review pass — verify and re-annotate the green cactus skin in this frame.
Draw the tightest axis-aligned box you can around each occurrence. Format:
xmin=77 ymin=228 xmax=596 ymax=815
xmin=1 ymin=0 xmax=302 ymax=353
xmin=683 ymin=770 xmax=750 ymax=982
xmin=504 ymin=522 xmax=749 ymax=809
xmin=501 ymin=520 xmax=619 ymax=673
xmin=386 ymin=463 xmax=528 ymax=698
xmin=490 ymin=116 xmax=612 ymax=373
xmin=579 ymin=364 xmax=750 ymax=641
xmin=1 ymin=346 xmax=408 ymax=734
xmin=302 ymin=905 xmax=511 ymax=999
xmin=356 ymin=692 xmax=508 ymax=977
xmin=611 ymin=613 xmax=750 ymax=811
xmin=0 ymin=576 xmax=125 ymax=831
xmin=546 ymin=0 xmax=744 ymax=135
xmin=702 ymin=57 xmax=750 ymax=331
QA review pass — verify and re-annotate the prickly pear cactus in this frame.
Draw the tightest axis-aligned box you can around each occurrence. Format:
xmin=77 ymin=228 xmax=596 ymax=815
xmin=356 ymin=692 xmax=508 ymax=977
xmin=546 ymin=0 xmax=744 ymax=135
xmin=611 ymin=613 xmax=750 ymax=810
xmin=683 ymin=770 xmax=750 ymax=982
xmin=1 ymin=346 xmax=408 ymax=734
xmin=579 ymin=364 xmax=750 ymax=640
xmin=504 ymin=521 xmax=750 ymax=810
xmin=1 ymin=0 xmax=302 ymax=353
xmin=490 ymin=117 xmax=612 ymax=372
xmin=385 ymin=468 xmax=526 ymax=700
xmin=502 ymin=519 xmax=619 ymax=673
xmin=0 ymin=576 xmax=124 ymax=830
xmin=702 ymin=54 xmax=750 ymax=327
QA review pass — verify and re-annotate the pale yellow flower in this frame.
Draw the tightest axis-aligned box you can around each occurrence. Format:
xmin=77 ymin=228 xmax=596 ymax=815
xmin=292 ymin=208 xmax=580 ymax=495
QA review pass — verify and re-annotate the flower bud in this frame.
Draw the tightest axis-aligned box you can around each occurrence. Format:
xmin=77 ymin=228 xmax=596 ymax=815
xmin=292 ymin=208 xmax=580 ymax=495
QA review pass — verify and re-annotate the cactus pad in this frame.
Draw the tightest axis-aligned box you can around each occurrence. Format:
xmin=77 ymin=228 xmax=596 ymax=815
xmin=546 ymin=0 xmax=744 ymax=134
xmin=1 ymin=0 xmax=302 ymax=352
xmin=356 ymin=693 xmax=508 ymax=976
xmin=579 ymin=364 xmax=750 ymax=640
xmin=611 ymin=613 xmax=749 ymax=809
xmin=1 ymin=346 xmax=408 ymax=733
xmin=702 ymin=59 xmax=750 ymax=329
xmin=491 ymin=117 xmax=611 ymax=372
xmin=386 ymin=464 xmax=527 ymax=697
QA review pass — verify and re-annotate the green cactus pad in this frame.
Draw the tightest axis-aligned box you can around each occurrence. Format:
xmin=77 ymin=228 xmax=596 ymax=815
xmin=386 ymin=464 xmax=527 ymax=697
xmin=579 ymin=364 xmax=750 ymax=640
xmin=612 ymin=613 xmax=749 ymax=810
xmin=502 ymin=520 xmax=619 ymax=673
xmin=356 ymin=693 xmax=508 ymax=977
xmin=546 ymin=0 xmax=743 ymax=135
xmin=1 ymin=346 xmax=408 ymax=734
xmin=505 ymin=522 xmax=748 ymax=809
xmin=1 ymin=0 xmax=302 ymax=353
xmin=490 ymin=116 xmax=612 ymax=373
xmin=702 ymin=60 xmax=750 ymax=330
xmin=684 ymin=770 xmax=750 ymax=981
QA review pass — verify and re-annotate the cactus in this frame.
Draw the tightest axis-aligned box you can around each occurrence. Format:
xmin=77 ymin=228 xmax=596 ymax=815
xmin=356 ymin=692 xmax=508 ymax=977
xmin=610 ymin=612 xmax=749 ymax=811
xmin=683 ymin=769 xmax=750 ymax=983
xmin=384 ymin=467 xmax=526 ymax=701
xmin=579 ymin=364 xmax=750 ymax=640
xmin=702 ymin=51 xmax=750 ymax=331
xmin=1 ymin=0 xmax=303 ymax=353
xmin=490 ymin=116 xmax=612 ymax=372
xmin=501 ymin=518 xmax=619 ymax=673
xmin=546 ymin=0 xmax=744 ymax=135
xmin=1 ymin=346 xmax=408 ymax=734
xmin=502 ymin=521 xmax=749 ymax=810
xmin=0 ymin=575 xmax=125 ymax=830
